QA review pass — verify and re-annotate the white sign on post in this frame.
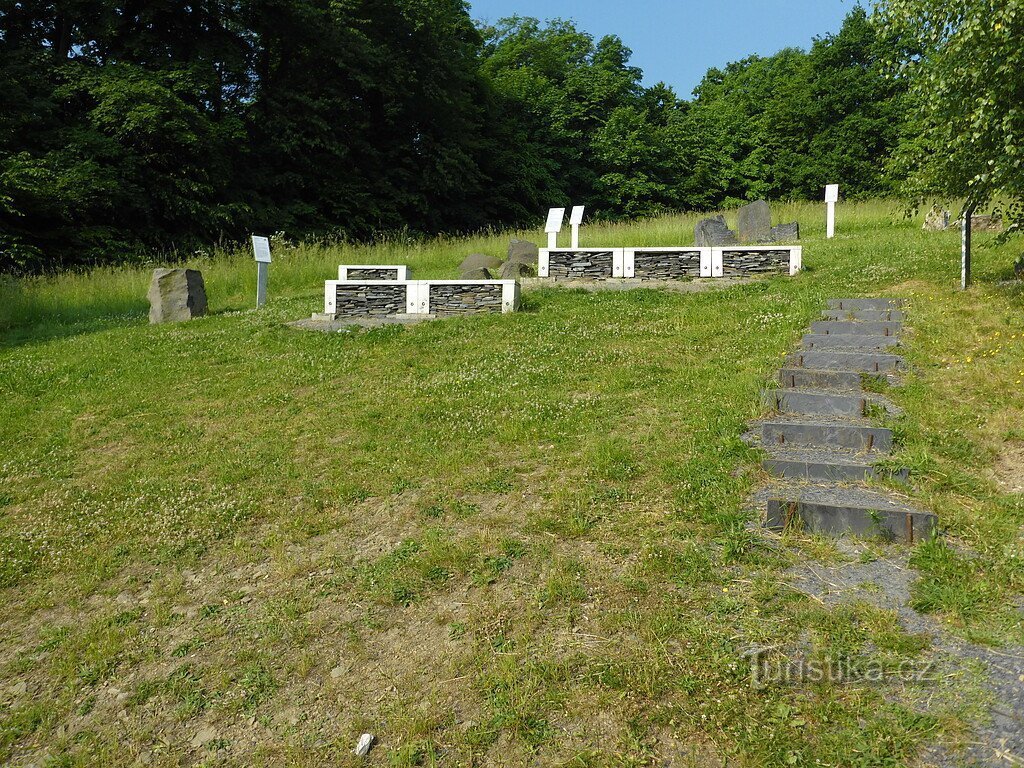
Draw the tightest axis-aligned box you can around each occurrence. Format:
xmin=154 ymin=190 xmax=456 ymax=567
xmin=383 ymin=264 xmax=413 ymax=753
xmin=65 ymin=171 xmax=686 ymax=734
xmin=824 ymin=185 xmax=839 ymax=239
xmin=252 ymin=235 xmax=271 ymax=307
xmin=545 ymin=207 xmax=566 ymax=249
xmin=569 ymin=205 xmax=585 ymax=248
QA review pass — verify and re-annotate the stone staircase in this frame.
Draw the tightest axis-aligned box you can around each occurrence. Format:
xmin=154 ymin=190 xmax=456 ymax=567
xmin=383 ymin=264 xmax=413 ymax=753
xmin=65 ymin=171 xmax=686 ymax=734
xmin=755 ymin=298 xmax=938 ymax=542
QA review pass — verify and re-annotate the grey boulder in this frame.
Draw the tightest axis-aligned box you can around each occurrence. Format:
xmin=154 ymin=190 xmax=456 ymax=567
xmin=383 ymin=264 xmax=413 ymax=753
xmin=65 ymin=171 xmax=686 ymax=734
xmin=499 ymin=260 xmax=535 ymax=279
xmin=737 ymin=200 xmax=772 ymax=243
xmin=694 ymin=214 xmax=738 ymax=247
xmin=148 ymin=268 xmax=207 ymax=324
xmin=922 ymin=205 xmax=950 ymax=231
xmin=460 ymin=267 xmax=492 ymax=280
xmin=770 ymin=222 xmax=800 ymax=241
xmin=506 ymin=239 xmax=539 ymax=266
xmin=458 ymin=253 xmax=502 ymax=273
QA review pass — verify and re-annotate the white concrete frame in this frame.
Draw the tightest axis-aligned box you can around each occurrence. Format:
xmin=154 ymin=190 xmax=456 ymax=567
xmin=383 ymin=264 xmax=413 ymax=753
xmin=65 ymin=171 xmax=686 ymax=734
xmin=325 ymin=279 xmax=520 ymax=315
xmin=337 ymin=264 xmax=408 ymax=281
xmin=623 ymin=247 xmax=710 ymax=279
xmin=538 ymin=248 xmax=624 ymax=278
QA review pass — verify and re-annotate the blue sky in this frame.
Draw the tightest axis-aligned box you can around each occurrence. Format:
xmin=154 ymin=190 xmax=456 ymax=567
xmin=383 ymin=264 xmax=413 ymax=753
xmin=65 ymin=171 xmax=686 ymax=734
xmin=468 ymin=0 xmax=860 ymax=97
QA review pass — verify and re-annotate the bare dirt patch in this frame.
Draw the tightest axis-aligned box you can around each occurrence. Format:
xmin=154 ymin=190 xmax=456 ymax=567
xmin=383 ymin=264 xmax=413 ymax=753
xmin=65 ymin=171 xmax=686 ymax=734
xmin=994 ymin=442 xmax=1024 ymax=494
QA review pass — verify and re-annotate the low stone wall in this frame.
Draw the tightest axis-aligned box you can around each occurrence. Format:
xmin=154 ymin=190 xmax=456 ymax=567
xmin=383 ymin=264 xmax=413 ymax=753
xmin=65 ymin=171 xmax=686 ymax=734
xmin=346 ymin=268 xmax=401 ymax=281
xmin=721 ymin=249 xmax=791 ymax=275
xmin=429 ymin=284 xmax=504 ymax=315
xmin=333 ymin=284 xmax=407 ymax=317
xmin=632 ymin=250 xmax=702 ymax=279
xmin=547 ymin=250 xmax=615 ymax=279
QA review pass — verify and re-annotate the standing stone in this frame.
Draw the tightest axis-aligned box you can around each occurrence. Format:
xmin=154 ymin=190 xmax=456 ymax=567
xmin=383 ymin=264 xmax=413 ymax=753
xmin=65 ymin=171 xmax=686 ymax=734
xmin=737 ymin=200 xmax=772 ymax=244
xmin=770 ymin=222 xmax=800 ymax=241
xmin=694 ymin=215 xmax=738 ymax=247
xmin=923 ymin=205 xmax=950 ymax=231
xmin=506 ymin=239 xmax=539 ymax=267
xmin=499 ymin=260 xmax=534 ymax=279
xmin=460 ymin=267 xmax=492 ymax=280
xmin=458 ymin=253 xmax=502 ymax=273
xmin=148 ymin=268 xmax=207 ymax=324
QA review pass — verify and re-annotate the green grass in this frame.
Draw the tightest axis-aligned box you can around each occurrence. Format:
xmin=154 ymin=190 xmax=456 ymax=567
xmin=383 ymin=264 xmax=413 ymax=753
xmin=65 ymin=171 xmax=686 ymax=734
xmin=1 ymin=200 xmax=1023 ymax=765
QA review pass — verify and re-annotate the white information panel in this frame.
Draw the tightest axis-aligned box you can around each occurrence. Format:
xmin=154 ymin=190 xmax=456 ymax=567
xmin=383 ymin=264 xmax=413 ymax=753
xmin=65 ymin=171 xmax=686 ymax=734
xmin=545 ymin=207 xmax=566 ymax=233
xmin=252 ymin=235 xmax=272 ymax=263
xmin=824 ymin=184 xmax=839 ymax=203
xmin=569 ymin=206 xmax=585 ymax=226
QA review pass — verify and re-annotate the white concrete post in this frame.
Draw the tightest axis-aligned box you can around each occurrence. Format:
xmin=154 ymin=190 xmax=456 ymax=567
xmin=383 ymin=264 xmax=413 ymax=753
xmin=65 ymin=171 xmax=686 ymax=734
xmin=545 ymin=207 xmax=565 ymax=249
xmin=569 ymin=205 xmax=585 ymax=249
xmin=825 ymin=185 xmax=839 ymax=239
xmin=252 ymin=235 xmax=272 ymax=307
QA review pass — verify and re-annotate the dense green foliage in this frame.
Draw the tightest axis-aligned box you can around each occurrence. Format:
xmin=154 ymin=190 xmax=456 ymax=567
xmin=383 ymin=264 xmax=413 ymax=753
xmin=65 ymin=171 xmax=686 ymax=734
xmin=874 ymin=0 xmax=1024 ymax=225
xmin=0 ymin=4 xmax=908 ymax=272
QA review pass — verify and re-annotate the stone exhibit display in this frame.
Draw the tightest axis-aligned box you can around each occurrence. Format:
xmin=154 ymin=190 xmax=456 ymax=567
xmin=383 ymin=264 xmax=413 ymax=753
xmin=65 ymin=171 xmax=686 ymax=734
xmin=737 ymin=200 xmax=773 ymax=244
xmin=539 ymin=245 xmax=802 ymax=279
xmin=323 ymin=273 xmax=520 ymax=318
xmin=694 ymin=214 xmax=738 ymax=246
xmin=148 ymin=268 xmax=207 ymax=323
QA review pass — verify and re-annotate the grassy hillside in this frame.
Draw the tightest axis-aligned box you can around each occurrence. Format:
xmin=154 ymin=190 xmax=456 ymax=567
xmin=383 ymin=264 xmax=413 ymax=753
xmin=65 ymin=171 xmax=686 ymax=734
xmin=2 ymin=201 xmax=1023 ymax=766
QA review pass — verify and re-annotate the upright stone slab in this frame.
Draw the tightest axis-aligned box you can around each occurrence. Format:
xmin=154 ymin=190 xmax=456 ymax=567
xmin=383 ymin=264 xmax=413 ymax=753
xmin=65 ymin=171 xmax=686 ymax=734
xmin=506 ymin=239 xmax=539 ymax=267
xmin=923 ymin=205 xmax=950 ymax=231
xmin=148 ymin=268 xmax=207 ymax=324
xmin=770 ymin=222 xmax=800 ymax=241
xmin=499 ymin=260 xmax=534 ymax=279
xmin=737 ymin=200 xmax=772 ymax=244
xmin=694 ymin=215 xmax=737 ymax=247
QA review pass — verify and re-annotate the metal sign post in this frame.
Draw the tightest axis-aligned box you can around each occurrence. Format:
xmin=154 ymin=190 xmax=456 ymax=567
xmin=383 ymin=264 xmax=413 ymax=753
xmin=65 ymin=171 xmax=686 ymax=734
xmin=545 ymin=208 xmax=565 ymax=249
xmin=252 ymin=235 xmax=272 ymax=307
xmin=569 ymin=205 xmax=585 ymax=249
xmin=825 ymin=185 xmax=839 ymax=239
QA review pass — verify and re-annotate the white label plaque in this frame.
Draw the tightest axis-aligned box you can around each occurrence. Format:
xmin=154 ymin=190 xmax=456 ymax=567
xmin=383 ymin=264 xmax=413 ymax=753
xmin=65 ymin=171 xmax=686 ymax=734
xmin=824 ymin=185 xmax=839 ymax=203
xmin=545 ymin=208 xmax=566 ymax=234
xmin=569 ymin=205 xmax=585 ymax=226
xmin=252 ymin=235 xmax=272 ymax=263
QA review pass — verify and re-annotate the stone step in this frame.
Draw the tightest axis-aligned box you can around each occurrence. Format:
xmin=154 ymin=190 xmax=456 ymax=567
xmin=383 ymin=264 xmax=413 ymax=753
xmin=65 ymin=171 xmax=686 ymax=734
xmin=809 ymin=320 xmax=902 ymax=337
xmin=766 ymin=388 xmax=868 ymax=417
xmin=821 ymin=308 xmax=904 ymax=322
xmin=786 ymin=351 xmax=905 ymax=372
xmin=827 ymin=298 xmax=904 ymax=311
xmin=762 ymin=447 xmax=908 ymax=483
xmin=763 ymin=484 xmax=936 ymax=542
xmin=802 ymin=334 xmax=901 ymax=350
xmin=778 ymin=367 xmax=866 ymax=390
xmin=762 ymin=415 xmax=894 ymax=452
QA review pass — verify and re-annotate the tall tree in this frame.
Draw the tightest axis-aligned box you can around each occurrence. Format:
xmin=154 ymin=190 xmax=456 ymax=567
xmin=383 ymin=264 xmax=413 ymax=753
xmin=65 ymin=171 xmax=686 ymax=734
xmin=873 ymin=0 xmax=1024 ymax=225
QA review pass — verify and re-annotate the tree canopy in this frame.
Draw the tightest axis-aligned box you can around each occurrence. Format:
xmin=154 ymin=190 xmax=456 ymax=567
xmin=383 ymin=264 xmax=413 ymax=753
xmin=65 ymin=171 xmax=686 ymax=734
xmin=0 ymin=3 xmax=912 ymax=273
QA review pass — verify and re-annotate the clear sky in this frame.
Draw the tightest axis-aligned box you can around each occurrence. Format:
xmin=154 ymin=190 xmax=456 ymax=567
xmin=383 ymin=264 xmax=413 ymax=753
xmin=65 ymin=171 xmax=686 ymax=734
xmin=468 ymin=0 xmax=860 ymax=97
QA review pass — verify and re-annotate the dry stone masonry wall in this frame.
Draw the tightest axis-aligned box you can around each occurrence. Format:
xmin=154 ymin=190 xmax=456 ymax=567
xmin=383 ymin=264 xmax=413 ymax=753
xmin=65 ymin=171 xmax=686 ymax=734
xmin=429 ymin=284 xmax=504 ymax=314
xmin=633 ymin=250 xmax=702 ymax=279
xmin=333 ymin=284 xmax=408 ymax=317
xmin=722 ymin=249 xmax=791 ymax=275
xmin=547 ymin=250 xmax=615 ymax=279
xmin=346 ymin=268 xmax=401 ymax=281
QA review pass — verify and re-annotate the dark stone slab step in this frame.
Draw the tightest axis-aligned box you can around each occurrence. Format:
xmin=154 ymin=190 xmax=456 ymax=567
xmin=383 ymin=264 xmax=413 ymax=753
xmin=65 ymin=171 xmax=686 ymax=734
xmin=762 ymin=416 xmax=893 ymax=452
xmin=766 ymin=388 xmax=868 ymax=417
xmin=809 ymin=320 xmax=902 ymax=337
xmin=827 ymin=298 xmax=904 ymax=311
xmin=786 ymin=351 xmax=905 ymax=372
xmin=762 ymin=446 xmax=908 ymax=483
xmin=802 ymin=334 xmax=901 ymax=350
xmin=821 ymin=309 xmax=904 ymax=322
xmin=763 ymin=484 xmax=935 ymax=542
xmin=779 ymin=368 xmax=871 ymax=390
